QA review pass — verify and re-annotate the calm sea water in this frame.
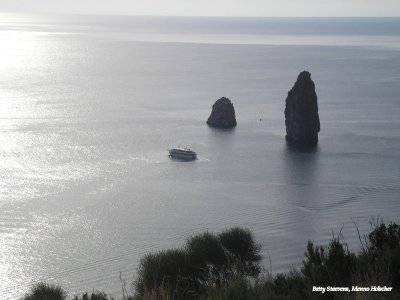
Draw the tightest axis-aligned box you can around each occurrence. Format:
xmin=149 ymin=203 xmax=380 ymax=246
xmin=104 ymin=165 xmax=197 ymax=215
xmin=1 ymin=14 xmax=400 ymax=299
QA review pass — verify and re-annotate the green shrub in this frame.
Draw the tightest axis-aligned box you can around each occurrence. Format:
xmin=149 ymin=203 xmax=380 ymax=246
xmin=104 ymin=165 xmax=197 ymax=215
xmin=351 ymin=221 xmax=400 ymax=291
xmin=205 ymin=276 xmax=293 ymax=300
xmin=300 ymin=221 xmax=400 ymax=299
xmin=301 ymin=235 xmax=357 ymax=288
xmin=185 ymin=231 xmax=228 ymax=289
xmin=73 ymin=291 xmax=116 ymax=300
xmin=22 ymin=282 xmax=66 ymax=300
xmin=366 ymin=222 xmax=400 ymax=287
xmin=134 ymin=249 xmax=193 ymax=299
xmin=205 ymin=276 xmax=253 ymax=300
xmin=271 ymin=271 xmax=308 ymax=300
xmin=133 ymin=227 xmax=262 ymax=299
xmin=218 ymin=227 xmax=262 ymax=277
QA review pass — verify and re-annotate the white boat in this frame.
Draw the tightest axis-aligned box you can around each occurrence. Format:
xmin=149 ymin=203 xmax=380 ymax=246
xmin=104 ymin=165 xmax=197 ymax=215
xmin=169 ymin=148 xmax=197 ymax=160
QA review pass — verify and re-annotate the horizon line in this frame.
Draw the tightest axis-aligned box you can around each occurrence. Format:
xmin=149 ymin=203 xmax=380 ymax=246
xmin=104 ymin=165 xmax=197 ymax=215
xmin=1 ymin=11 xmax=400 ymax=18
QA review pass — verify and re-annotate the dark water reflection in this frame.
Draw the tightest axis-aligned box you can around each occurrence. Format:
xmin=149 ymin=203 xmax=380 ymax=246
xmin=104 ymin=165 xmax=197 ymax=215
xmin=283 ymin=141 xmax=320 ymax=185
xmin=281 ymin=141 xmax=321 ymax=241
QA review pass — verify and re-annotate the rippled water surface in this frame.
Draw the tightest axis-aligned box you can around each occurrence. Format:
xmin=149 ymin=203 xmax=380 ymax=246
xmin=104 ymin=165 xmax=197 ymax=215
xmin=0 ymin=14 xmax=400 ymax=299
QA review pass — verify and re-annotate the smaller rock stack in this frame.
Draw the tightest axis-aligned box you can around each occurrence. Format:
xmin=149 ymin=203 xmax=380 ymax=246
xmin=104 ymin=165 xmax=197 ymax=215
xmin=207 ymin=97 xmax=237 ymax=129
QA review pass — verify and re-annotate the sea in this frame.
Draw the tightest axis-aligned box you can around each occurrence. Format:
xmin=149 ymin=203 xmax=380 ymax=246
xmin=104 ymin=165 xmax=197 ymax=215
xmin=0 ymin=14 xmax=399 ymax=299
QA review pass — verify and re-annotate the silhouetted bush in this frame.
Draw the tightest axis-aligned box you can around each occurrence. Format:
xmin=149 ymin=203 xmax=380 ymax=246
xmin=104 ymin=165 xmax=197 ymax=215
xmin=23 ymin=282 xmax=66 ymax=300
xmin=270 ymin=271 xmax=308 ymax=299
xmin=302 ymin=235 xmax=357 ymax=288
xmin=73 ymin=291 xmax=116 ymax=300
xmin=134 ymin=248 xmax=192 ymax=299
xmin=349 ymin=220 xmax=400 ymax=294
xmin=218 ymin=227 xmax=262 ymax=277
xmin=298 ymin=219 xmax=400 ymax=299
xmin=366 ymin=221 xmax=400 ymax=287
xmin=185 ymin=231 xmax=227 ymax=292
xmin=204 ymin=276 xmax=257 ymax=300
xmin=133 ymin=227 xmax=262 ymax=299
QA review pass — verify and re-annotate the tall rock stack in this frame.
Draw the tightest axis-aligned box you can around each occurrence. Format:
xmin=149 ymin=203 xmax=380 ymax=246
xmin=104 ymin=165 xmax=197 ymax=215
xmin=284 ymin=71 xmax=320 ymax=147
xmin=207 ymin=97 xmax=237 ymax=129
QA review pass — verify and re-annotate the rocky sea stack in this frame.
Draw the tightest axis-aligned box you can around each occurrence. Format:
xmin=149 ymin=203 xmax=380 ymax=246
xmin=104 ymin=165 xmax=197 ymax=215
xmin=285 ymin=71 xmax=320 ymax=147
xmin=207 ymin=97 xmax=237 ymax=129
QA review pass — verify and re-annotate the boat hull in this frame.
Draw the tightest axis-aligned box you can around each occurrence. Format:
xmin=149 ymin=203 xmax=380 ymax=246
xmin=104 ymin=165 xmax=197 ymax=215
xmin=169 ymin=149 xmax=197 ymax=160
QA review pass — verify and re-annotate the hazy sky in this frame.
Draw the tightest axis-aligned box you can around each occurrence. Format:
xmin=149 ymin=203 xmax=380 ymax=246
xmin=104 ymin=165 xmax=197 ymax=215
xmin=0 ymin=0 xmax=399 ymax=16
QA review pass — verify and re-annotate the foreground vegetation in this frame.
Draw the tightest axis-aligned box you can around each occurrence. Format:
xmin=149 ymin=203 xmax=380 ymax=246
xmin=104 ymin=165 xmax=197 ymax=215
xmin=22 ymin=220 xmax=399 ymax=300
